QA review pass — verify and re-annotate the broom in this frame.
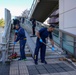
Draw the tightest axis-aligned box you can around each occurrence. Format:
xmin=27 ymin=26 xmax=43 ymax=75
xmin=8 ymin=34 xmax=18 ymax=59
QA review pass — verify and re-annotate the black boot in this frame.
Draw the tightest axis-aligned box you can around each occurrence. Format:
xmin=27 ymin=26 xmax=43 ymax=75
xmin=41 ymin=61 xmax=47 ymax=64
xmin=34 ymin=61 xmax=38 ymax=65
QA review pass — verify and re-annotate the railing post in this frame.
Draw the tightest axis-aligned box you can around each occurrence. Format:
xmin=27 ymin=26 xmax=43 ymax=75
xmin=59 ymin=32 xmax=63 ymax=49
xmin=2 ymin=47 xmax=6 ymax=64
xmin=74 ymin=38 xmax=76 ymax=58
xmin=1 ymin=36 xmax=7 ymax=63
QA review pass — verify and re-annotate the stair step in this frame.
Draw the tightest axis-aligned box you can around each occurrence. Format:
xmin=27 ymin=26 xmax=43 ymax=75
xmin=8 ymin=49 xmax=30 ymax=53
xmin=46 ymin=52 xmax=61 ymax=55
xmin=10 ymin=43 xmax=20 ymax=46
xmin=9 ymin=48 xmax=30 ymax=51
xmin=8 ymin=52 xmax=32 ymax=57
xmin=9 ymin=47 xmax=20 ymax=49
xmin=9 ymin=40 xmax=14 ymax=42
xmin=9 ymin=41 xmax=19 ymax=44
xmin=9 ymin=45 xmax=28 ymax=48
xmin=46 ymin=50 xmax=65 ymax=54
xmin=45 ymin=54 xmax=68 ymax=59
xmin=9 ymin=43 xmax=28 ymax=47
xmin=25 ymin=52 xmax=32 ymax=57
xmin=9 ymin=46 xmax=29 ymax=50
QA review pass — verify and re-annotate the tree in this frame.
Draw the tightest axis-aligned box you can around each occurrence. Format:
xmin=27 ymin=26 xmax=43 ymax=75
xmin=0 ymin=18 xmax=5 ymax=27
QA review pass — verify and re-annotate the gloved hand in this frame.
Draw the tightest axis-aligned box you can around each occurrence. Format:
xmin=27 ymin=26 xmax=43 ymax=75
xmin=51 ymin=46 xmax=55 ymax=51
xmin=15 ymin=30 xmax=18 ymax=33
xmin=13 ymin=42 xmax=16 ymax=45
xmin=39 ymin=38 xmax=43 ymax=43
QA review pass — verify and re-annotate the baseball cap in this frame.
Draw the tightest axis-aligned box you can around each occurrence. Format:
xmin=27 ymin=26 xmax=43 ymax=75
xmin=49 ymin=24 xmax=55 ymax=28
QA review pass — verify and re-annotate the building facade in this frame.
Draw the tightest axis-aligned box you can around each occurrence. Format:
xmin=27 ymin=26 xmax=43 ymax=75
xmin=59 ymin=0 xmax=76 ymax=35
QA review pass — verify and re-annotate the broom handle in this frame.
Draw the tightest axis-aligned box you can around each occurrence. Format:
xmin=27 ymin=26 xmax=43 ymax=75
xmin=12 ymin=44 xmax=15 ymax=53
xmin=42 ymin=42 xmax=52 ymax=48
xmin=42 ymin=42 xmax=62 ymax=56
xmin=13 ymin=34 xmax=16 ymax=53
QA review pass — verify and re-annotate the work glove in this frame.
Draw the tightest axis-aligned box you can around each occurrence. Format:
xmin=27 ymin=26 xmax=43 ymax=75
xmin=15 ymin=30 xmax=18 ymax=33
xmin=39 ymin=38 xmax=43 ymax=43
xmin=51 ymin=46 xmax=55 ymax=51
xmin=13 ymin=42 xmax=16 ymax=45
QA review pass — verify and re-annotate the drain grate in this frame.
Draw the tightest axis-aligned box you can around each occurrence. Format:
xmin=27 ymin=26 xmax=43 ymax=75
xmin=27 ymin=63 xmax=74 ymax=75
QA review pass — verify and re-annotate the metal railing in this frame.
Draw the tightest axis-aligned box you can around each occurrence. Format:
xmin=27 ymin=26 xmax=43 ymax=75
xmin=25 ymin=19 xmax=76 ymax=58
xmin=53 ymin=28 xmax=76 ymax=56
xmin=0 ymin=20 xmax=12 ymax=63
xmin=28 ymin=0 xmax=40 ymax=19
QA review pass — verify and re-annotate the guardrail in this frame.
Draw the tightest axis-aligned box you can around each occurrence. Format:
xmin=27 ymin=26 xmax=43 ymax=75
xmin=25 ymin=19 xmax=76 ymax=58
xmin=0 ymin=20 xmax=12 ymax=63
xmin=53 ymin=28 xmax=76 ymax=57
xmin=28 ymin=0 xmax=40 ymax=19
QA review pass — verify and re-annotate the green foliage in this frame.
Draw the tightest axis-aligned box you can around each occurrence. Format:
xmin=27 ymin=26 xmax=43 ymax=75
xmin=0 ymin=18 xmax=5 ymax=27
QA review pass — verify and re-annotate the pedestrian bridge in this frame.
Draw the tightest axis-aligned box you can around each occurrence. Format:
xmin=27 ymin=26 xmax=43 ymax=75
xmin=0 ymin=8 xmax=76 ymax=75
xmin=28 ymin=0 xmax=58 ymax=22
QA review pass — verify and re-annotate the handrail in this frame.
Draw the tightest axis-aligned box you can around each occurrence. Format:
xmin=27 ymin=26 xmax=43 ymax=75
xmin=61 ymin=37 xmax=76 ymax=43
xmin=0 ymin=19 xmax=12 ymax=63
xmin=53 ymin=32 xmax=76 ymax=43
xmin=52 ymin=32 xmax=75 ymax=47
xmin=55 ymin=28 xmax=76 ymax=38
xmin=53 ymin=32 xmax=59 ymax=37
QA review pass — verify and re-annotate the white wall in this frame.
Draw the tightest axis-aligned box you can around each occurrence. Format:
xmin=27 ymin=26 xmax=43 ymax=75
xmin=59 ymin=0 xmax=76 ymax=35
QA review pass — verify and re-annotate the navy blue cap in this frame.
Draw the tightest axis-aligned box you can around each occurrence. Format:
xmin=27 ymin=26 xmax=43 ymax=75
xmin=49 ymin=24 xmax=55 ymax=28
xmin=15 ymin=24 xmax=20 ymax=27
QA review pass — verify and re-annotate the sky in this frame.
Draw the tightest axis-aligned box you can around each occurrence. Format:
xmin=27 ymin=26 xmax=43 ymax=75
xmin=0 ymin=0 xmax=33 ymax=19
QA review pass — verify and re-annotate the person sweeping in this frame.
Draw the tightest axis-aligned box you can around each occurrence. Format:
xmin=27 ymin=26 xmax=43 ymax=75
xmin=14 ymin=24 xmax=27 ymax=60
xmin=34 ymin=25 xmax=55 ymax=65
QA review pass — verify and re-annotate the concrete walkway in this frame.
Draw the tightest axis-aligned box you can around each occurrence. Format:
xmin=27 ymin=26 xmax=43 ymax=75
xmin=9 ymin=57 xmax=76 ymax=75
xmin=0 ymin=63 xmax=10 ymax=75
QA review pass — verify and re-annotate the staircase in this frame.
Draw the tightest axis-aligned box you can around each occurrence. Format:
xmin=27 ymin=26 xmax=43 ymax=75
xmin=21 ymin=21 xmax=67 ymax=59
xmin=7 ymin=21 xmax=67 ymax=60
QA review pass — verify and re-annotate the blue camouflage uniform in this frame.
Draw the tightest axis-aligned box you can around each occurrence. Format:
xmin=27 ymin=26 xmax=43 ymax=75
xmin=15 ymin=27 xmax=26 ymax=59
xmin=34 ymin=27 xmax=52 ymax=63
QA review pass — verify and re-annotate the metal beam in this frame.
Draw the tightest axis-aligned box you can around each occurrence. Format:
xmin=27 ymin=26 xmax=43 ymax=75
xmin=31 ymin=0 xmax=58 ymax=22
